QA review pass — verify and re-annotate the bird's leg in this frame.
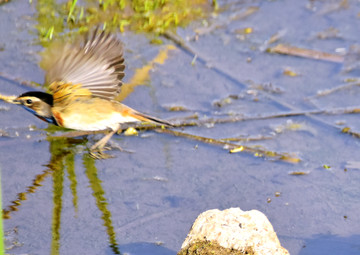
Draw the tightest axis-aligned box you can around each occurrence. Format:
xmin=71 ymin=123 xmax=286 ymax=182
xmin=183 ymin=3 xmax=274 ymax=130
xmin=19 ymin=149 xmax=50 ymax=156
xmin=90 ymin=125 xmax=120 ymax=159
xmin=91 ymin=129 xmax=117 ymax=151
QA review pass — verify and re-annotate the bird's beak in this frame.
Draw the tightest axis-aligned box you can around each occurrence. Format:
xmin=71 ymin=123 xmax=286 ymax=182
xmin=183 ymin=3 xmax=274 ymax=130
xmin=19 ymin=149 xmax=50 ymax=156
xmin=0 ymin=94 xmax=19 ymax=104
xmin=11 ymin=97 xmax=22 ymax=104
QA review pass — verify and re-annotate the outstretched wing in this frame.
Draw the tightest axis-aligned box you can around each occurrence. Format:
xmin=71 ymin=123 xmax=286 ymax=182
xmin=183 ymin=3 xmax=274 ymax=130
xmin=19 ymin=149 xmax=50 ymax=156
xmin=45 ymin=28 xmax=125 ymax=101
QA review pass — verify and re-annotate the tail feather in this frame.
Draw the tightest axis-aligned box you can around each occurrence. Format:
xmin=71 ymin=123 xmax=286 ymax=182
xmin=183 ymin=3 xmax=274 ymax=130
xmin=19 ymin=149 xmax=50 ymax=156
xmin=133 ymin=112 xmax=174 ymax=127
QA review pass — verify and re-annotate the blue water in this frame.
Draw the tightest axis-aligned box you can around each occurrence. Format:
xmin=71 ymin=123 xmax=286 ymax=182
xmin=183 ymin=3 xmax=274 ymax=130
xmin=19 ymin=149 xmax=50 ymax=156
xmin=1 ymin=0 xmax=360 ymax=254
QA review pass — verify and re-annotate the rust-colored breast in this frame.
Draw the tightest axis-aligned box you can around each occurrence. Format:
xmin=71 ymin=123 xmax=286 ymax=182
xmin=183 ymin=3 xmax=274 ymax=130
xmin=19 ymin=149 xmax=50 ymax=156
xmin=52 ymin=110 xmax=64 ymax=127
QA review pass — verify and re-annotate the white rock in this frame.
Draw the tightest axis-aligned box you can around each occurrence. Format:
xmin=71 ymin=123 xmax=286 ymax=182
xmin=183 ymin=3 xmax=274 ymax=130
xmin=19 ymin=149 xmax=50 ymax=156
xmin=181 ymin=208 xmax=289 ymax=255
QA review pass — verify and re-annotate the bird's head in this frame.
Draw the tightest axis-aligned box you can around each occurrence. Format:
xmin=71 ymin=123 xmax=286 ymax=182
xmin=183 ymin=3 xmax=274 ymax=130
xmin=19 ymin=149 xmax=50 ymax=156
xmin=14 ymin=91 xmax=54 ymax=123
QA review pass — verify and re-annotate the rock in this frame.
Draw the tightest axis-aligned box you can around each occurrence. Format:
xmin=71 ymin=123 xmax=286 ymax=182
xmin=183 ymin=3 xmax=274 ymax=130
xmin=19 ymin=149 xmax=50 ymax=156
xmin=179 ymin=208 xmax=289 ymax=255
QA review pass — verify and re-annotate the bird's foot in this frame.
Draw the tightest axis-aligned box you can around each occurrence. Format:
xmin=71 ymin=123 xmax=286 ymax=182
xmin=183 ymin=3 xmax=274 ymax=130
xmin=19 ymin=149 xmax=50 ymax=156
xmin=89 ymin=142 xmax=133 ymax=159
xmin=89 ymin=148 xmax=114 ymax=159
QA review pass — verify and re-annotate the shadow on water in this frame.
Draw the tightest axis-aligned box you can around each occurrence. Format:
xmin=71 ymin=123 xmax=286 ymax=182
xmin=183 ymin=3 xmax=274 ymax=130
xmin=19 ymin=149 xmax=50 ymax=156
xmin=3 ymin=136 xmax=122 ymax=254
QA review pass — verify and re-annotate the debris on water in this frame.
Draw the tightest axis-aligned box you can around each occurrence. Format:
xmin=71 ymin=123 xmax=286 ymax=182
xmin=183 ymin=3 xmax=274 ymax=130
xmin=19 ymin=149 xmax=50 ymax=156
xmin=283 ymin=67 xmax=300 ymax=77
xmin=288 ymin=171 xmax=309 ymax=175
xmin=316 ymin=27 xmax=341 ymax=40
xmin=124 ymin=127 xmax=138 ymax=136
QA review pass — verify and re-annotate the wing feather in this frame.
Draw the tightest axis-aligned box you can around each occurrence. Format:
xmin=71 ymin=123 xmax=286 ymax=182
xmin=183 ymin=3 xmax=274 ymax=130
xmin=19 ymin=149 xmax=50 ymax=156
xmin=46 ymin=28 xmax=125 ymax=101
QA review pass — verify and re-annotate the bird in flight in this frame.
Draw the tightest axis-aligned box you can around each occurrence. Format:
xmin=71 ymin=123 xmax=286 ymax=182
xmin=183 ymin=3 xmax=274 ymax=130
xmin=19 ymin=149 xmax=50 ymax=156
xmin=13 ymin=27 xmax=173 ymax=158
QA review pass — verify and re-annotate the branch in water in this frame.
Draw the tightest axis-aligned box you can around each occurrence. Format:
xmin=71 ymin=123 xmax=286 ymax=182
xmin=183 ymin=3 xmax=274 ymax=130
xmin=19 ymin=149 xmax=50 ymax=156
xmin=154 ymin=128 xmax=301 ymax=164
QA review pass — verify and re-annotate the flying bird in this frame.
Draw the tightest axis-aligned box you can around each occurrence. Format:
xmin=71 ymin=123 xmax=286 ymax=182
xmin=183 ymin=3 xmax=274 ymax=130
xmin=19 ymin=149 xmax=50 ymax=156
xmin=14 ymin=28 xmax=172 ymax=157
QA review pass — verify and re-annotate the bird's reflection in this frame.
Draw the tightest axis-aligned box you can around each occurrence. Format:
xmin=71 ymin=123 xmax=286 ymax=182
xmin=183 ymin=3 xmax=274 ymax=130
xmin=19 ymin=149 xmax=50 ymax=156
xmin=3 ymin=135 xmax=121 ymax=254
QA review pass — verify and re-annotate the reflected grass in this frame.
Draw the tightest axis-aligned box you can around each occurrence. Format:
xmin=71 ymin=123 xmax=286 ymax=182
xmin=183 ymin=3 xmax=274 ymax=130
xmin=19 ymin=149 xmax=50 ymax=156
xmin=83 ymin=154 xmax=120 ymax=254
xmin=115 ymin=44 xmax=176 ymax=102
xmin=0 ymin=167 xmax=4 ymax=254
xmin=2 ymin=136 xmax=121 ymax=253
xmin=35 ymin=0 xmax=214 ymax=45
xmin=50 ymin=142 xmax=65 ymax=255
xmin=65 ymin=153 xmax=78 ymax=213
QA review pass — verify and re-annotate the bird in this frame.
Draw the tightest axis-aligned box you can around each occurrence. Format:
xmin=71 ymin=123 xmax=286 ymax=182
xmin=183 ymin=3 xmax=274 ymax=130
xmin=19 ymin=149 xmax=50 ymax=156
xmin=13 ymin=27 xmax=173 ymax=158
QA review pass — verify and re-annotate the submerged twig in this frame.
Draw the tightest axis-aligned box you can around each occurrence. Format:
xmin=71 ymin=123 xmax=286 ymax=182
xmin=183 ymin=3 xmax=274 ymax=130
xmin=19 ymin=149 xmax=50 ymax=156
xmin=172 ymin=106 xmax=360 ymax=127
xmin=220 ymin=135 xmax=273 ymax=142
xmin=155 ymin=128 xmax=301 ymax=163
xmin=307 ymin=81 xmax=360 ymax=99
xmin=47 ymin=106 xmax=360 ymax=140
xmin=191 ymin=6 xmax=259 ymax=40
xmin=48 ymin=121 xmax=301 ymax=163
xmin=49 ymin=130 xmax=100 ymax=138
xmin=162 ymin=22 xmax=360 ymax=146
xmin=0 ymin=72 xmax=40 ymax=88
xmin=162 ymin=31 xmax=196 ymax=57
xmin=317 ymin=0 xmax=349 ymax=15
xmin=267 ymin=44 xmax=345 ymax=63
xmin=259 ymin=29 xmax=287 ymax=52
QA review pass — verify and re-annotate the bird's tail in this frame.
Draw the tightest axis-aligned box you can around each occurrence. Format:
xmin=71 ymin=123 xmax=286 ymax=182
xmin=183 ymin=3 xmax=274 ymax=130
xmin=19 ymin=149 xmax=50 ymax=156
xmin=133 ymin=111 xmax=174 ymax=127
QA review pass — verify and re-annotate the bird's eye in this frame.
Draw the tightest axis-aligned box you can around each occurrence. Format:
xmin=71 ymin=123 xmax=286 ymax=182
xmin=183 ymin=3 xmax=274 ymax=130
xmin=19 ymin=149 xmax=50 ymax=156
xmin=25 ymin=99 xmax=33 ymax=105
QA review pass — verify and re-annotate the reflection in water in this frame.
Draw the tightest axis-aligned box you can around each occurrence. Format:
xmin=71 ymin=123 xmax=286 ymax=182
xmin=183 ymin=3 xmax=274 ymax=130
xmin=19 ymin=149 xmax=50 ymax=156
xmin=49 ymin=139 xmax=66 ymax=255
xmin=1 ymin=15 xmax=179 ymax=252
xmin=83 ymin=154 xmax=121 ymax=254
xmin=1 ymin=27 xmax=178 ymax=252
xmin=65 ymin=153 xmax=78 ymax=213
xmin=115 ymin=44 xmax=176 ymax=102
xmin=3 ymin=136 xmax=121 ymax=254
xmin=3 ymin=169 xmax=52 ymax=219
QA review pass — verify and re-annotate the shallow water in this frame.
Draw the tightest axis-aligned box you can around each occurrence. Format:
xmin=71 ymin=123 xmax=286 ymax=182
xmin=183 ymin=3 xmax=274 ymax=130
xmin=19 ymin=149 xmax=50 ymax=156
xmin=1 ymin=0 xmax=360 ymax=254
